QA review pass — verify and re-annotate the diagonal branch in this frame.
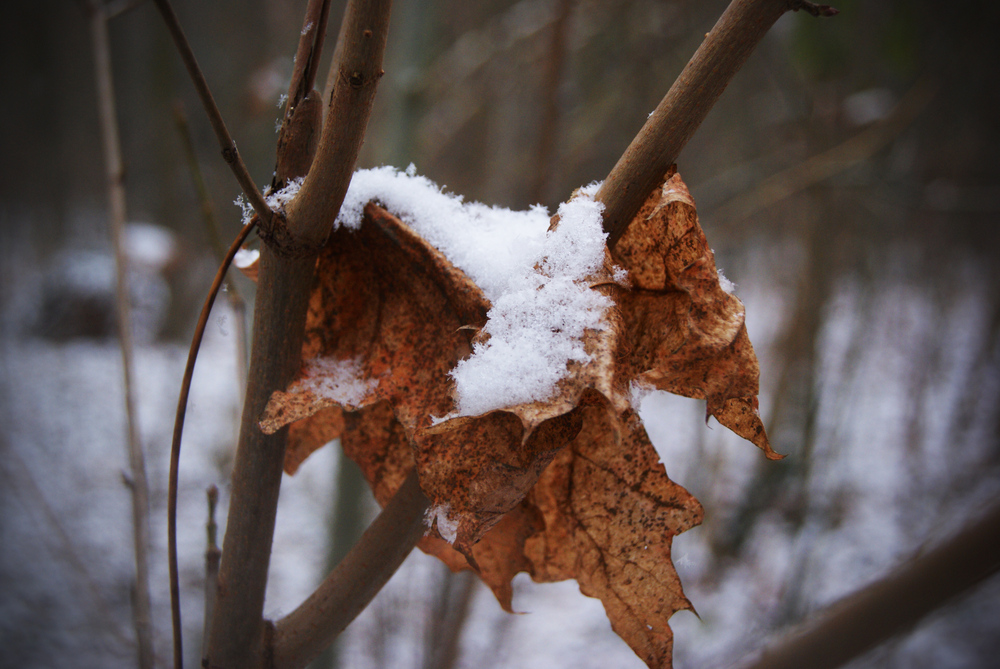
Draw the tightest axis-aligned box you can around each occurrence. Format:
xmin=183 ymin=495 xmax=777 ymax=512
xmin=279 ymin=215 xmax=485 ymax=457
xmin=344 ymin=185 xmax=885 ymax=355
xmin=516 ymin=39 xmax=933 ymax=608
xmin=597 ymin=0 xmax=837 ymax=250
xmin=151 ymin=0 xmax=273 ymax=226
xmin=271 ymin=469 xmax=430 ymax=669
xmin=746 ymin=501 xmax=1000 ymax=669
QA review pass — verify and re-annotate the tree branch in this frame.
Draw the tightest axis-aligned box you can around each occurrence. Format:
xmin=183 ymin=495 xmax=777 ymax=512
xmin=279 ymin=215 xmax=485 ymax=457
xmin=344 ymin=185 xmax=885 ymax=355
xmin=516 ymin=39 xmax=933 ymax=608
xmin=271 ymin=469 xmax=430 ymax=669
xmin=597 ymin=0 xmax=835 ymax=249
xmin=745 ymin=501 xmax=1000 ymax=669
xmin=168 ymin=220 xmax=256 ymax=669
xmin=85 ymin=3 xmax=154 ymax=667
xmin=151 ymin=0 xmax=273 ymax=226
xmin=285 ymin=0 xmax=333 ymax=112
xmin=282 ymin=0 xmax=392 ymax=252
xmin=267 ymin=1 xmax=833 ymax=663
xmin=203 ymin=1 xmax=393 ymax=668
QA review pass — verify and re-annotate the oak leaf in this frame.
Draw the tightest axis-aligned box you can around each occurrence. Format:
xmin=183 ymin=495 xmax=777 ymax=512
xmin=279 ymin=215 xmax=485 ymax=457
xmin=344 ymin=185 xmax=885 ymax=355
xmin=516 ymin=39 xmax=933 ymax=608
xmin=256 ymin=170 xmax=773 ymax=667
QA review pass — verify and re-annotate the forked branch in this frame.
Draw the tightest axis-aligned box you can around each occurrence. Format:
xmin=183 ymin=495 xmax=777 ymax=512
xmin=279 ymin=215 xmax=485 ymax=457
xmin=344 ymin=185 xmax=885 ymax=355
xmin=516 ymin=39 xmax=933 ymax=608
xmin=202 ymin=1 xmax=393 ymax=668
xmin=267 ymin=0 xmax=834 ymax=664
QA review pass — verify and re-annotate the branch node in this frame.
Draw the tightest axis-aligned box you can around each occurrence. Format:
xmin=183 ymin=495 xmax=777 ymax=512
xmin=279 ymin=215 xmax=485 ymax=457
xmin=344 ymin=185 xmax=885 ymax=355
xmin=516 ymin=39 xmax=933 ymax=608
xmin=254 ymin=212 xmax=327 ymax=259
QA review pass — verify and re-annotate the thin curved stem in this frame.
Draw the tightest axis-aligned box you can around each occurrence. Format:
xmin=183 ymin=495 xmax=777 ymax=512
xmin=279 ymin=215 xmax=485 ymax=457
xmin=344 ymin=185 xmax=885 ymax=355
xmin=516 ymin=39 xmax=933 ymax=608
xmin=168 ymin=221 xmax=257 ymax=669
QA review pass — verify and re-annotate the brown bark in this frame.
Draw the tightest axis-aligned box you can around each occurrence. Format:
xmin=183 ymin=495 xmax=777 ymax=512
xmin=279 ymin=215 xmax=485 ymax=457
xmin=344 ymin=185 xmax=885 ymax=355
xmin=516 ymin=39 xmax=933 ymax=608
xmin=747 ymin=502 xmax=1000 ymax=669
xmin=271 ymin=470 xmax=429 ymax=669
xmin=203 ymin=1 xmax=393 ymax=667
xmin=598 ymin=0 xmax=803 ymax=249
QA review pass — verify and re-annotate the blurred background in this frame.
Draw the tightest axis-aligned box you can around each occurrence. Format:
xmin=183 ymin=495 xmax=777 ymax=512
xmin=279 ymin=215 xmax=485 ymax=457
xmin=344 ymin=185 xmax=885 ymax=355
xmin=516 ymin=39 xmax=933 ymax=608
xmin=1 ymin=0 xmax=999 ymax=667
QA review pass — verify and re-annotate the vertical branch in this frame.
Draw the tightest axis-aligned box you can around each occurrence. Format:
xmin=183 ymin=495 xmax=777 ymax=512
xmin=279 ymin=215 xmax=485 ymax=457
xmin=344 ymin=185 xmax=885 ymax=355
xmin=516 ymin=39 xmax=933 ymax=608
xmin=205 ymin=1 xmax=393 ymax=668
xmin=85 ymin=3 xmax=154 ymax=668
xmin=529 ymin=0 xmax=573 ymax=205
xmin=202 ymin=485 xmax=222 ymax=659
xmin=285 ymin=0 xmax=333 ymax=110
xmin=597 ymin=0 xmax=836 ymax=249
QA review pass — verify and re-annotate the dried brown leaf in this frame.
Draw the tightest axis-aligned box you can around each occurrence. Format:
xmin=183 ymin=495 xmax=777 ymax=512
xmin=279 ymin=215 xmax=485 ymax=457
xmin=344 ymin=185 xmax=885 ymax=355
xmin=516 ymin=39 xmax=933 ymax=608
xmin=259 ymin=173 xmax=773 ymax=668
xmin=526 ymin=407 xmax=703 ymax=667
xmin=614 ymin=171 xmax=780 ymax=459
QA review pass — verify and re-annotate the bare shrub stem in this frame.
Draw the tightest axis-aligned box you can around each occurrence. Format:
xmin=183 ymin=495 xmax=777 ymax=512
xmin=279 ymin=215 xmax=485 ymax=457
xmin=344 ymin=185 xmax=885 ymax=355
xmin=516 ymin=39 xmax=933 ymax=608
xmin=86 ymin=3 xmax=154 ymax=667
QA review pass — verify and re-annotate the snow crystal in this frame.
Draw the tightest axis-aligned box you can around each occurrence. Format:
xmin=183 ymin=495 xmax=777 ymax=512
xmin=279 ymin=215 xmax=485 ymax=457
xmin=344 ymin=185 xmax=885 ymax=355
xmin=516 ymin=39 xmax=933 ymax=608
xmin=425 ymin=503 xmax=459 ymax=544
xmin=717 ymin=268 xmax=736 ymax=294
xmin=290 ymin=356 xmax=376 ymax=407
xmin=338 ymin=166 xmax=612 ymax=415
xmin=235 ymin=177 xmax=304 ymax=225
xmin=265 ymin=177 xmax=304 ymax=211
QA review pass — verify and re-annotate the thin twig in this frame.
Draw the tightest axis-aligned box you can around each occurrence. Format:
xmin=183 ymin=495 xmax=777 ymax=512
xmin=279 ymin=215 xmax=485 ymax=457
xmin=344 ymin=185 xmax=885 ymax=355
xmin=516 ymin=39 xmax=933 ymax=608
xmin=151 ymin=0 xmax=273 ymax=226
xmin=597 ymin=0 xmax=835 ymax=250
xmin=745 ymin=501 xmax=1000 ymax=669
xmin=85 ymin=3 xmax=155 ymax=667
xmin=285 ymin=0 xmax=333 ymax=112
xmin=168 ymin=220 xmax=257 ymax=669
xmin=202 ymin=485 xmax=222 ymax=661
xmin=272 ymin=469 xmax=430 ymax=669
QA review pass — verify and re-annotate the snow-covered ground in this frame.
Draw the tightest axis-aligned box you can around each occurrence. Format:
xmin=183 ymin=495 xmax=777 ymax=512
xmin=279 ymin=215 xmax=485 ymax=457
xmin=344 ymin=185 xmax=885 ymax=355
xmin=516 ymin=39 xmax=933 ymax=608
xmin=1 ymin=237 xmax=998 ymax=669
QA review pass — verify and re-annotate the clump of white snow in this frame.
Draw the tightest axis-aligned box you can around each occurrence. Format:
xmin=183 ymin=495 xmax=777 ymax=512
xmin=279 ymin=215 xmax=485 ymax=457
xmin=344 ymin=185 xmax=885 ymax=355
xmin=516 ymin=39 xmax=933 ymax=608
xmin=338 ymin=166 xmax=613 ymax=416
xmin=717 ymin=268 xmax=736 ymax=294
xmin=290 ymin=356 xmax=377 ymax=407
xmin=234 ymin=177 xmax=305 ymax=226
xmin=233 ymin=248 xmax=259 ymax=270
xmin=425 ymin=503 xmax=460 ymax=544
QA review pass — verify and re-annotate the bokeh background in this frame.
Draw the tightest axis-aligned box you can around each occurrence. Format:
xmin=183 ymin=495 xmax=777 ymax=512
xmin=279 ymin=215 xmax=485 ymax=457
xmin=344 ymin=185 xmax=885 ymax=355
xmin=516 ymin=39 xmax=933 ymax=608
xmin=2 ymin=1 xmax=999 ymax=668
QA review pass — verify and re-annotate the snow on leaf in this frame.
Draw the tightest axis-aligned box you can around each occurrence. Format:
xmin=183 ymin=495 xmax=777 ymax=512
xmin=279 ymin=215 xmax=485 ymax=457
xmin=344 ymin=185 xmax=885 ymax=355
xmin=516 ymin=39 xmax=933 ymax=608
xmin=257 ymin=168 xmax=773 ymax=668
